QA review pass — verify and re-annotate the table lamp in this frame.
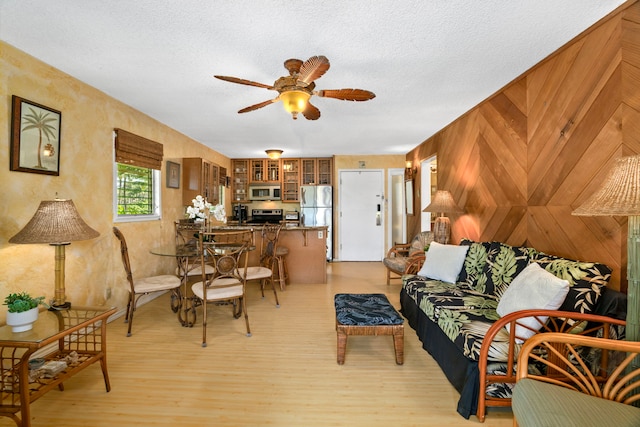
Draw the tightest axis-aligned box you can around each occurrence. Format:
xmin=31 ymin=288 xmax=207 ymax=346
xmin=9 ymin=199 xmax=99 ymax=309
xmin=572 ymin=154 xmax=640 ymax=343
xmin=422 ymin=190 xmax=463 ymax=244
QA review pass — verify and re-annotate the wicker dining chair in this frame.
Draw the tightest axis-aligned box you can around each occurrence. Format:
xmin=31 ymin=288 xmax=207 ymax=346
xmin=191 ymin=230 xmax=253 ymax=347
xmin=113 ymin=227 xmax=182 ymax=337
xmin=174 ymin=220 xmax=214 ymax=281
xmin=245 ymin=223 xmax=281 ymax=307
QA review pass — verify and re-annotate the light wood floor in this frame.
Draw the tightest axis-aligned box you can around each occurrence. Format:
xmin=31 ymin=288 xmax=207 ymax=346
xmin=4 ymin=262 xmax=514 ymax=426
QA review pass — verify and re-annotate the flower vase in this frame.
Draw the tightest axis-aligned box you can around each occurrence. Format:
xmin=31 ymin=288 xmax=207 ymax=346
xmin=6 ymin=307 xmax=39 ymax=333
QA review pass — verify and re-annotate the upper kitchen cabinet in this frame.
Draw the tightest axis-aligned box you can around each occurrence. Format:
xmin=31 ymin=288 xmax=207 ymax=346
xmin=231 ymin=159 xmax=249 ymax=202
xmin=301 ymin=158 xmax=333 ymax=185
xmin=250 ymin=159 xmax=280 ymax=183
xmin=182 ymin=158 xmax=221 ymax=205
xmin=281 ymin=158 xmax=300 ymax=202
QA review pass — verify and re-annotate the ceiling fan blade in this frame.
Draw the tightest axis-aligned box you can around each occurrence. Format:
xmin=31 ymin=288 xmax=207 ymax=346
xmin=302 ymin=102 xmax=320 ymax=120
xmin=297 ymin=56 xmax=330 ymax=85
xmin=214 ymin=75 xmax=274 ymax=90
xmin=316 ymin=88 xmax=376 ymax=101
xmin=238 ymin=98 xmax=279 ymax=114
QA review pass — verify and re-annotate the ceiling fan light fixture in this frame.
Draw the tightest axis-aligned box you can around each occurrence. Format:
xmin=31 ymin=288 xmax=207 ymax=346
xmin=265 ymin=149 xmax=283 ymax=160
xmin=280 ymin=89 xmax=311 ymax=118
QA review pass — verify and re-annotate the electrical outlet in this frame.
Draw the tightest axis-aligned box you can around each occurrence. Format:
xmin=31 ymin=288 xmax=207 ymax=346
xmin=318 ymin=230 xmax=323 ymax=239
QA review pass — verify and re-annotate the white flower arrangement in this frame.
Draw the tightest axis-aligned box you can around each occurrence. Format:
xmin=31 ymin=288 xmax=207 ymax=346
xmin=186 ymin=195 xmax=211 ymax=220
xmin=211 ymin=204 xmax=227 ymax=223
xmin=186 ymin=195 xmax=227 ymax=223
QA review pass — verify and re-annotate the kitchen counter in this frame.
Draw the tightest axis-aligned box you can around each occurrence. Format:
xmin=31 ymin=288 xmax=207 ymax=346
xmin=211 ymin=224 xmax=328 ymax=284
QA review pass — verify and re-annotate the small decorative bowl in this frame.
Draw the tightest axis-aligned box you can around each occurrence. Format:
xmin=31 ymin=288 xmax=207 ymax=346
xmin=28 ymin=358 xmax=45 ymax=370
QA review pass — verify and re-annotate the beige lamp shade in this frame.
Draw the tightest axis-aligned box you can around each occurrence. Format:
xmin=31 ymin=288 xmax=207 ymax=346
xmin=10 ymin=199 xmax=99 ymax=244
xmin=423 ymin=190 xmax=463 ymax=244
xmin=9 ymin=199 xmax=99 ymax=308
xmin=572 ymin=154 xmax=640 ymax=216
xmin=422 ymin=190 xmax=464 ymax=215
xmin=571 ymin=154 xmax=640 ymax=344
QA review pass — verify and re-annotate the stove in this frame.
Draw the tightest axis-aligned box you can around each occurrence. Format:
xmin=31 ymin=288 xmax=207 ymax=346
xmin=250 ymin=209 xmax=283 ymax=224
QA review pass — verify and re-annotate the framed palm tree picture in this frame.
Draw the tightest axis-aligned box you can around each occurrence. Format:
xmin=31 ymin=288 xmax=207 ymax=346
xmin=10 ymin=95 xmax=61 ymax=176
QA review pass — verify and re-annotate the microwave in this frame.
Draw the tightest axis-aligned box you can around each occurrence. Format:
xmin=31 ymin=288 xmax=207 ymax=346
xmin=249 ymin=185 xmax=281 ymax=201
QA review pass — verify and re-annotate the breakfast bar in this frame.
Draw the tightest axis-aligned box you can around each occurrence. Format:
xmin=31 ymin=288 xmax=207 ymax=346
xmin=213 ymin=225 xmax=328 ymax=284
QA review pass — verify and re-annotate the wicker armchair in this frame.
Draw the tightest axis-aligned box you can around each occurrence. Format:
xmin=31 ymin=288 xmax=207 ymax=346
xmin=382 ymin=231 xmax=433 ymax=284
xmin=512 ymin=332 xmax=640 ymax=426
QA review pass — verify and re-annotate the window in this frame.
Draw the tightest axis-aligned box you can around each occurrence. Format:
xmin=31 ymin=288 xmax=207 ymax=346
xmin=112 ymin=129 xmax=163 ymax=222
xmin=115 ymin=163 xmax=160 ymax=221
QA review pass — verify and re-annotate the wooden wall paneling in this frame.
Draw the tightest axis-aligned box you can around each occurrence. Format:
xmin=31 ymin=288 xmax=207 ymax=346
xmin=623 ymin=0 xmax=640 ymax=23
xmin=622 ymin=14 xmax=640 ymax=69
xmin=622 ymin=62 xmax=640 ymax=110
xmin=502 ymin=77 xmax=528 ymax=119
xmin=622 ymin=105 xmax=640 ymax=151
xmin=559 ymin=109 xmax=623 ymax=207
xmin=528 ymin=24 xmax=621 ymax=206
xmin=406 ymin=4 xmax=640 ymax=290
xmin=535 ymin=65 xmax=622 ymax=207
xmin=526 ymin=42 xmax=583 ymax=143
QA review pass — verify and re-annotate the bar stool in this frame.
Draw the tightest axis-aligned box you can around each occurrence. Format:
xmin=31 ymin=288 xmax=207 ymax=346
xmin=262 ymin=224 xmax=289 ymax=291
xmin=274 ymin=242 xmax=289 ymax=291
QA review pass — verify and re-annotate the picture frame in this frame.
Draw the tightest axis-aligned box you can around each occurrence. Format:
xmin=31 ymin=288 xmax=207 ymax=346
xmin=10 ymin=95 xmax=62 ymax=176
xmin=405 ymin=179 xmax=414 ymax=215
xmin=166 ymin=161 xmax=180 ymax=188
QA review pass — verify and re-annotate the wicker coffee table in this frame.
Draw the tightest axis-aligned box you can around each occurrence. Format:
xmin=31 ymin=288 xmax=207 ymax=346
xmin=334 ymin=293 xmax=404 ymax=365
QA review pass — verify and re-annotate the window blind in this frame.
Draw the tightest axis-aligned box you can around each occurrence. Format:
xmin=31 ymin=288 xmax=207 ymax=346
xmin=114 ymin=128 xmax=163 ymax=170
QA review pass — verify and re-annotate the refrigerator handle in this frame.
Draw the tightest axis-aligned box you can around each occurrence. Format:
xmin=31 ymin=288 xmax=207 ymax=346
xmin=376 ymin=204 xmax=381 ymax=226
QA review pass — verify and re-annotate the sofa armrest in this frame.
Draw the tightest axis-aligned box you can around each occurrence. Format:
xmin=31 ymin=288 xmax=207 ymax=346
xmin=475 ymin=309 xmax=626 ymax=422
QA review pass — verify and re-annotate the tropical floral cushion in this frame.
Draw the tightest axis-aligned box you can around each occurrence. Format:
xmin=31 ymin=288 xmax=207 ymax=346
xmin=481 ymin=242 xmax=533 ymax=299
xmin=531 ymin=252 xmax=611 ymax=314
xmin=458 ymin=239 xmax=492 ymax=293
xmin=334 ymin=293 xmax=404 ymax=326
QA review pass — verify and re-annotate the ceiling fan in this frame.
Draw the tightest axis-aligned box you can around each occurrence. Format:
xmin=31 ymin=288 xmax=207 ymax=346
xmin=214 ymin=55 xmax=375 ymax=120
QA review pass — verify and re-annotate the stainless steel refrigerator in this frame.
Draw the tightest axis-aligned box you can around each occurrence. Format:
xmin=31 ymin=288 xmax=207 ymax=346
xmin=300 ymin=185 xmax=332 ymax=260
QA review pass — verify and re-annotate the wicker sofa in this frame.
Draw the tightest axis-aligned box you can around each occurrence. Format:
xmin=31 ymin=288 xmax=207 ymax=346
xmin=400 ymin=239 xmax=627 ymax=421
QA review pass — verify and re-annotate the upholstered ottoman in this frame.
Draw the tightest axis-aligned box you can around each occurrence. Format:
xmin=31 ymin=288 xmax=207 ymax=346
xmin=334 ymin=293 xmax=404 ymax=365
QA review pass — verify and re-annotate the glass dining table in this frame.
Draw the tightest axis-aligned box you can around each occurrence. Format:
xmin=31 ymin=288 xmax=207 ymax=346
xmin=150 ymin=244 xmax=200 ymax=327
xmin=150 ymin=241 xmax=256 ymax=327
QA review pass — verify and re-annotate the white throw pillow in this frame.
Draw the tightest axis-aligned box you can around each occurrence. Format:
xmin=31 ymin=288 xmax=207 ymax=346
xmin=496 ymin=262 xmax=570 ymax=343
xmin=417 ymin=242 xmax=469 ymax=284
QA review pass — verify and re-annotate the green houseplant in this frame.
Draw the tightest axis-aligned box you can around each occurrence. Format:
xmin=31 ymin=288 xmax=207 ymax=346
xmin=4 ymin=292 xmax=46 ymax=332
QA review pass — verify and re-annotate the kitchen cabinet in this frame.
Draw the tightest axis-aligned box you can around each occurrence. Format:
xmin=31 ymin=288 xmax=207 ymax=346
xmin=301 ymin=158 xmax=333 ymax=185
xmin=182 ymin=158 xmax=220 ymax=205
xmin=250 ymin=159 xmax=280 ymax=183
xmin=281 ymin=158 xmax=300 ymax=202
xmin=231 ymin=159 xmax=249 ymax=202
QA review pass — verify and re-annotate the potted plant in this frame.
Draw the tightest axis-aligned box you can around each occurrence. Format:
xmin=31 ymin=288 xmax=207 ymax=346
xmin=4 ymin=292 xmax=46 ymax=332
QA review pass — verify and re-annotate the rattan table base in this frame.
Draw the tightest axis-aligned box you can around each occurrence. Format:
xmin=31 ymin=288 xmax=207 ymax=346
xmin=335 ymin=322 xmax=404 ymax=365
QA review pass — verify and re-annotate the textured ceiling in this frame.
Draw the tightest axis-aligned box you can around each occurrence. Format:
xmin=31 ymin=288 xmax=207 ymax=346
xmin=0 ymin=0 xmax=627 ymax=159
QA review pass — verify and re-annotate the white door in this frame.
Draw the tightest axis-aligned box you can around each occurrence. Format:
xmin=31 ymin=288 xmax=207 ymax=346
xmin=339 ymin=170 xmax=384 ymax=261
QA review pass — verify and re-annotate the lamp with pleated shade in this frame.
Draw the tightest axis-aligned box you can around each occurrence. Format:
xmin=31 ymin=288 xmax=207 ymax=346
xmin=572 ymin=154 xmax=640 ymax=343
xmin=9 ymin=199 xmax=99 ymax=309
xmin=422 ymin=190 xmax=463 ymax=244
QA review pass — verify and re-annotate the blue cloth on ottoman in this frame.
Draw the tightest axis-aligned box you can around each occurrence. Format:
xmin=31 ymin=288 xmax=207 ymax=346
xmin=334 ymin=293 xmax=404 ymax=325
